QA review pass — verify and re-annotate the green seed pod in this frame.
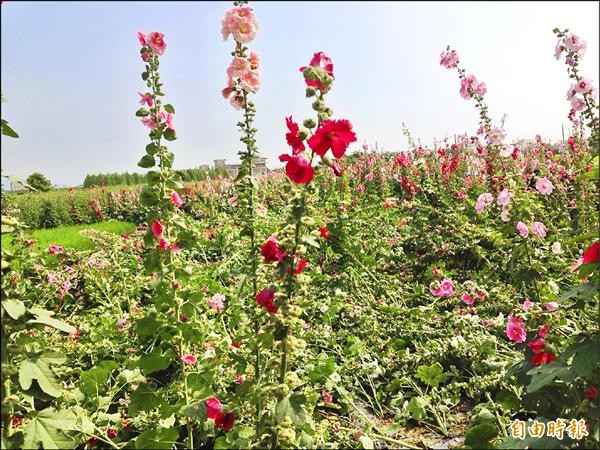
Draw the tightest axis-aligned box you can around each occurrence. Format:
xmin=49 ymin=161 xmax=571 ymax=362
xmin=303 ymin=118 xmax=316 ymax=129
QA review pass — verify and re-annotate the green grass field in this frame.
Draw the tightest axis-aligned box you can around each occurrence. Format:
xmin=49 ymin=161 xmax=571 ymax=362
xmin=1 ymin=221 xmax=136 ymax=252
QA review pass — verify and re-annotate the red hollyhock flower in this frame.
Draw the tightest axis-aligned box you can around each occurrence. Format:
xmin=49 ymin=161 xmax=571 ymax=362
xmin=260 ymin=235 xmax=285 ymax=263
xmin=308 ymin=119 xmax=357 ymax=159
xmin=231 ymin=341 xmax=241 ymax=349
xmin=299 ymin=51 xmax=334 ymax=89
xmin=319 ymin=226 xmax=331 ymax=240
xmin=279 ymin=154 xmax=314 ymax=184
xmin=531 ymin=351 xmax=556 ymax=366
xmin=582 ymin=241 xmax=599 ymax=264
xmin=527 ymin=337 xmax=545 ymax=354
xmin=206 ymin=397 xmax=223 ymax=420
xmin=11 ymin=417 xmax=23 ymax=427
xmin=151 ymin=219 xmax=164 ymax=238
xmin=586 ymin=386 xmax=597 ymax=400
xmin=322 ymin=389 xmax=332 ymax=404
xmin=538 ymin=324 xmax=549 ymax=337
xmin=215 ymin=411 xmax=235 ymax=432
xmin=106 ymin=428 xmax=117 ymax=439
xmin=255 ymin=289 xmax=278 ymax=314
xmin=285 ymin=116 xmax=305 ymax=154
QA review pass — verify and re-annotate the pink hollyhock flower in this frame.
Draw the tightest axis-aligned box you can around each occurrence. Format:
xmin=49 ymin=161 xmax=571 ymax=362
xmin=260 ymin=235 xmax=285 ymax=263
xmin=138 ymin=92 xmax=153 ymax=107
xmin=485 ymin=128 xmax=505 ymax=146
xmin=181 ymin=354 xmax=197 ymax=365
xmin=206 ymin=397 xmax=223 ymax=420
xmin=506 ymin=319 xmax=527 ymax=343
xmin=527 ymin=337 xmax=546 ymax=354
xmin=300 ymin=51 xmax=334 ymax=89
xmin=532 ymin=221 xmax=547 ymax=238
xmin=137 ymin=31 xmax=147 ymax=46
xmin=565 ymin=56 xmax=576 ymax=66
xmin=440 ymin=49 xmax=459 ymax=69
xmin=240 ymin=69 xmax=260 ymax=93
xmin=49 ymin=244 xmax=65 ymax=255
xmin=430 ymin=278 xmax=454 ymax=297
xmin=461 ymin=293 xmax=474 ymax=305
xmin=228 ymin=196 xmax=238 ymax=207
xmin=147 ymin=32 xmax=166 ymax=56
xmin=496 ymin=188 xmax=512 ymax=207
xmin=575 ymin=78 xmax=594 ymax=94
xmin=285 ymin=116 xmax=305 ymax=154
xmin=248 ymin=50 xmax=260 ymax=69
xmin=141 ymin=116 xmax=157 ymax=129
xmin=554 ymin=40 xmax=564 ymax=60
xmin=208 ymin=293 xmax=225 ymax=312
xmin=319 ymin=226 xmax=331 ymax=240
xmin=475 ymin=192 xmax=493 ymax=213
xmin=322 ymin=389 xmax=333 ymax=404
xmin=151 ymin=219 xmax=164 ymax=238
xmin=564 ymin=33 xmax=586 ymax=55
xmin=460 ymin=74 xmax=486 ymax=99
xmin=171 ymin=191 xmax=183 ymax=207
xmin=569 ymin=96 xmax=586 ymax=112
xmin=231 ymin=17 xmax=258 ymax=43
xmin=227 ymin=57 xmax=250 ymax=79
xmin=235 ymin=374 xmax=245 ymax=384
xmin=158 ymin=111 xmax=175 ymax=131
xmin=546 ymin=302 xmax=558 ymax=311
xmin=308 ymin=119 xmax=357 ymax=159
xmin=279 ymin=153 xmax=314 ymax=185
xmin=517 ymin=221 xmax=529 ymax=238
xmin=221 ymin=75 xmax=236 ymax=99
xmin=535 ymin=177 xmax=553 ymax=195
xmin=141 ymin=51 xmax=150 ymax=62
xmin=582 ymin=241 xmax=600 ymax=264
xmin=523 ymin=300 xmax=535 ymax=311
xmin=158 ymin=237 xmax=170 ymax=251
xmin=171 ymin=244 xmax=181 ymax=253
xmin=538 ymin=324 xmax=550 ymax=338
xmin=230 ymin=95 xmax=244 ymax=110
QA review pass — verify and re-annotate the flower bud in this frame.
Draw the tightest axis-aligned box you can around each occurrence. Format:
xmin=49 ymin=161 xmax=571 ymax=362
xmin=312 ymin=100 xmax=326 ymax=112
xmin=305 ymin=87 xmax=317 ymax=97
xmin=318 ymin=112 xmax=329 ymax=122
xmin=298 ymin=129 xmax=309 ymax=140
xmin=303 ymin=118 xmax=316 ymax=129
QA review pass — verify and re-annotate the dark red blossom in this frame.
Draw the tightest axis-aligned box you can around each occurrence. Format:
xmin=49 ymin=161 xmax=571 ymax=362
xmin=255 ymin=289 xmax=278 ymax=314
xmin=586 ymin=386 xmax=597 ymax=401
xmin=319 ymin=226 xmax=330 ymax=240
xmin=582 ymin=241 xmax=599 ymax=264
xmin=260 ymin=236 xmax=285 ymax=264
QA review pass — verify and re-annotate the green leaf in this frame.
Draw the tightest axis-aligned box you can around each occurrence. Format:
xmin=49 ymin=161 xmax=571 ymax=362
xmin=138 ymin=154 xmax=155 ymax=168
xmin=23 ymin=409 xmax=77 ymax=450
xmin=139 ymin=186 xmax=159 ymax=207
xmin=359 ymin=434 xmax=374 ymax=449
xmin=139 ymin=347 xmax=175 ymax=375
xmin=136 ymin=314 xmax=159 ymax=337
xmin=164 ymin=104 xmax=175 ymax=113
xmin=2 ymin=299 xmax=26 ymax=319
xmin=526 ymin=363 xmax=571 ymax=393
xmin=163 ymin=128 xmax=177 ymax=141
xmin=570 ymin=338 xmax=600 ymax=376
xmin=27 ymin=309 xmax=75 ymax=333
xmin=179 ymin=400 xmax=207 ymax=418
xmin=135 ymin=427 xmax=179 ymax=449
xmin=464 ymin=423 xmax=497 ymax=449
xmin=135 ymin=107 xmax=150 ymax=117
xmin=146 ymin=143 xmax=159 ymax=155
xmin=301 ymin=235 xmax=320 ymax=248
xmin=141 ymin=72 xmax=149 ymax=81
xmin=129 ymin=383 xmax=160 ymax=415
xmin=275 ymin=394 xmax=307 ymax=426
xmin=1 ymin=119 xmax=19 ymax=138
xmin=308 ymin=354 xmax=335 ymax=383
xmin=19 ymin=352 xmax=66 ymax=397
xmin=79 ymin=360 xmax=118 ymax=397
xmin=415 ymin=362 xmax=446 ymax=387
xmin=407 ymin=396 xmax=427 ymax=420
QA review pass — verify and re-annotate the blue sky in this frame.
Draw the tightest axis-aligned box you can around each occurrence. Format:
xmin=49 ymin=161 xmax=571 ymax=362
xmin=1 ymin=1 xmax=598 ymax=186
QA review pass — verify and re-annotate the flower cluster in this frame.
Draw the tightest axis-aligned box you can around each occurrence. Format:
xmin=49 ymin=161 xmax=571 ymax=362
xmin=221 ymin=5 xmax=258 ymax=43
xmin=206 ymin=397 xmax=235 ymax=432
xmin=430 ymin=278 xmax=454 ymax=297
xmin=516 ymin=221 xmax=548 ymax=239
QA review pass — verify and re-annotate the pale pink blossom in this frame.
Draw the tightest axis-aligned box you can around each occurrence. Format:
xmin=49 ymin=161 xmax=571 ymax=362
xmin=546 ymin=302 xmax=559 ymax=311
xmin=141 ymin=116 xmax=157 ymax=129
xmin=523 ymin=300 xmax=534 ymax=311
xmin=535 ymin=177 xmax=553 ymax=195
xmin=440 ymin=49 xmax=459 ymax=69
xmin=230 ymin=95 xmax=244 ymax=110
xmin=138 ymin=92 xmax=153 ymax=107
xmin=569 ymin=96 xmax=586 ymax=112
xmin=221 ymin=76 xmax=236 ymax=99
xmin=147 ymin=32 xmax=166 ymax=56
xmin=532 ymin=221 xmax=547 ymax=238
xmin=517 ymin=221 xmax=529 ymax=238
xmin=49 ymin=244 xmax=65 ymax=255
xmin=575 ymin=78 xmax=594 ymax=94
xmin=240 ymin=69 xmax=261 ymax=93
xmin=475 ymin=192 xmax=493 ymax=213
xmin=137 ymin=31 xmax=147 ymax=46
xmin=231 ymin=16 xmax=258 ymax=43
xmin=496 ymin=188 xmax=512 ymax=207
xmin=554 ymin=40 xmax=563 ymax=60
xmin=485 ymin=128 xmax=505 ymax=146
xmin=171 ymin=244 xmax=181 ymax=253
xmin=228 ymin=196 xmax=238 ymax=207
xmin=564 ymin=33 xmax=586 ymax=55
xmin=499 ymin=146 xmax=512 ymax=157
xmin=158 ymin=111 xmax=175 ymax=131
xmin=181 ymin=354 xmax=197 ymax=365
xmin=248 ymin=51 xmax=260 ymax=70
xmin=460 ymin=74 xmax=486 ymax=100
xmin=208 ymin=293 xmax=225 ymax=312
xmin=227 ymin=57 xmax=251 ymax=79
xmin=565 ymin=56 xmax=576 ymax=66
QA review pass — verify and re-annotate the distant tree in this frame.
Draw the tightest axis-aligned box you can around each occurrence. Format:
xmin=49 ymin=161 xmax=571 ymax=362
xmin=26 ymin=172 xmax=52 ymax=192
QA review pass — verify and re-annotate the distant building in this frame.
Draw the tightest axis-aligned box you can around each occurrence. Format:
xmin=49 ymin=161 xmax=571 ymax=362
xmin=214 ymin=157 xmax=268 ymax=177
xmin=9 ymin=182 xmax=27 ymax=192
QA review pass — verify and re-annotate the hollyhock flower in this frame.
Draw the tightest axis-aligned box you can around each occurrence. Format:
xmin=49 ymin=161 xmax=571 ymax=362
xmin=221 ymin=76 xmax=236 ymax=99
xmin=224 ymin=8 xmax=259 ymax=44
xmin=546 ymin=302 xmax=559 ymax=311
xmin=496 ymin=188 xmax=512 ymax=207
xmin=532 ymin=352 xmax=556 ymax=365
xmin=551 ymin=242 xmax=562 ymax=254
xmin=261 ymin=235 xmax=285 ymax=263
xmin=331 ymin=161 xmax=343 ymax=176
xmin=171 ymin=191 xmax=183 ymax=207
xmin=206 ymin=397 xmax=223 ymax=420
xmin=49 ymin=244 xmax=64 ymax=255
xmin=460 ymin=74 xmax=486 ymax=99
xmin=523 ymin=300 xmax=534 ymax=311
xmin=151 ymin=219 xmax=164 ymax=238
xmin=538 ymin=324 xmax=550 ymax=338
xmin=430 ymin=278 xmax=454 ymax=297
xmin=554 ymin=40 xmax=563 ymax=60
xmin=228 ymin=196 xmax=238 ymax=207
xmin=255 ymin=288 xmax=278 ymax=314
xmin=138 ymin=92 xmax=153 ymax=107
xmin=209 ymin=293 xmax=225 ymax=312
xmin=499 ymin=146 xmax=512 ymax=157
xmin=322 ymin=389 xmax=333 ymax=404
xmin=475 ymin=192 xmax=493 ymax=213
xmin=107 ymin=428 xmax=117 ymax=439
xmin=575 ymin=78 xmax=594 ymax=94
xmin=440 ymin=49 xmax=459 ymax=69
xmin=565 ymin=56 xmax=576 ymax=66
xmin=570 ymin=96 xmax=586 ymax=111
xmin=227 ymin=57 xmax=250 ymax=78
xmin=319 ymin=226 xmax=331 ymax=240
xmin=171 ymin=244 xmax=181 ymax=253
xmin=532 ymin=221 xmax=547 ymax=238
xmin=294 ymin=258 xmax=308 ymax=275
xmin=308 ymin=119 xmax=357 ymax=159
xmin=141 ymin=51 xmax=150 ymax=62
xmin=181 ymin=354 xmax=197 ymax=365
xmin=586 ymin=386 xmax=598 ymax=401
xmin=158 ymin=111 xmax=174 ymax=131
xmin=158 ymin=238 xmax=170 ymax=251
xmin=506 ymin=319 xmax=527 ymax=343
xmin=248 ymin=50 xmax=260 ymax=70
xmin=564 ymin=33 xmax=586 ymax=55
xmin=141 ymin=116 xmax=157 ymax=129
xmin=485 ymin=128 xmax=505 ymax=146
xmin=517 ymin=221 xmax=529 ymax=238
xmin=461 ymin=293 xmax=474 ymax=305
xmin=285 ymin=116 xmax=305 ymax=154
xmin=527 ymin=337 xmax=546 ymax=354
xmin=300 ymin=51 xmax=334 ymax=89
xmin=230 ymin=95 xmax=244 ymax=110
xmin=137 ymin=31 xmax=147 ymax=46
xmin=582 ymin=241 xmax=600 ymax=264
xmin=535 ymin=177 xmax=553 ymax=195
xmin=279 ymin=154 xmax=314 ymax=184
xmin=147 ymin=32 xmax=166 ymax=56
xmin=215 ymin=412 xmax=235 ymax=432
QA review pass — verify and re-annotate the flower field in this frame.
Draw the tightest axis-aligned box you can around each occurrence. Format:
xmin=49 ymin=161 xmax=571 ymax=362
xmin=1 ymin=2 xmax=599 ymax=450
